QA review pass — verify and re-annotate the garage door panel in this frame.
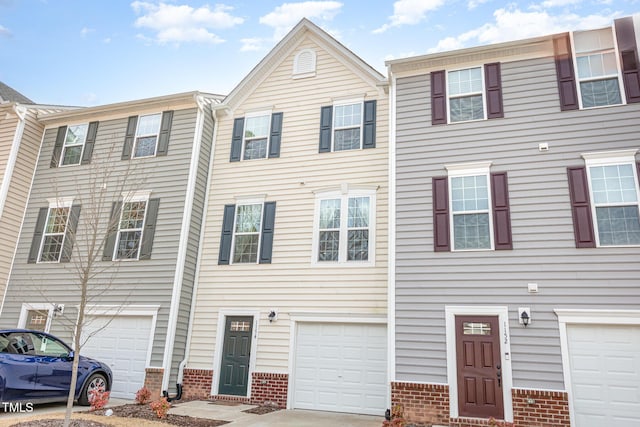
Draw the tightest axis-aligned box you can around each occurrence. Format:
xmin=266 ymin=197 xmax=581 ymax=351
xmin=293 ymin=323 xmax=387 ymax=416
xmin=568 ymin=324 xmax=640 ymax=427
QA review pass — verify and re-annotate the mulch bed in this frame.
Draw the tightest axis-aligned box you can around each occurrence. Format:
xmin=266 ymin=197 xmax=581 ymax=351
xmin=91 ymin=404 xmax=228 ymax=427
xmin=10 ymin=421 xmax=112 ymax=427
xmin=242 ymin=405 xmax=281 ymax=415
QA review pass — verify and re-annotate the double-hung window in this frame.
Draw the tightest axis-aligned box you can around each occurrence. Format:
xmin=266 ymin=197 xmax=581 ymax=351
xmin=448 ymin=67 xmax=485 ymax=122
xmin=28 ymin=198 xmax=81 ymax=264
xmin=582 ymin=151 xmax=640 ymax=246
xmin=232 ymin=203 xmax=263 ymax=263
xmin=133 ymin=113 xmax=162 ymax=158
xmin=448 ymin=164 xmax=493 ymax=250
xmin=314 ymin=188 xmax=375 ymax=264
xmin=39 ymin=206 xmax=70 ymax=262
xmin=573 ymin=28 xmax=623 ymax=108
xmin=114 ymin=198 xmax=147 ymax=260
xmin=333 ymin=102 xmax=363 ymax=151
xmin=243 ymin=113 xmax=270 ymax=160
xmin=60 ymin=124 xmax=88 ymax=166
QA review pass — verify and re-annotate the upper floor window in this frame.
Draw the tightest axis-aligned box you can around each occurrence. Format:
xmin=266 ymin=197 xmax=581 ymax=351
xmin=568 ymin=150 xmax=640 ymax=248
xmin=218 ymin=199 xmax=276 ymax=265
xmin=431 ymin=63 xmax=503 ymax=125
xmin=60 ymin=124 xmax=88 ymax=166
xmin=230 ymin=112 xmax=283 ymax=161
xmin=28 ymin=197 xmax=81 ymax=264
xmin=573 ymin=28 xmax=623 ymax=108
xmin=448 ymin=67 xmax=484 ymax=122
xmin=319 ymin=100 xmax=377 ymax=152
xmin=50 ymin=122 xmax=98 ymax=168
xmin=313 ymin=187 xmax=376 ymax=264
xmin=115 ymin=199 xmax=147 ymax=260
xmin=433 ymin=162 xmax=512 ymax=252
xmin=121 ymin=111 xmax=174 ymax=160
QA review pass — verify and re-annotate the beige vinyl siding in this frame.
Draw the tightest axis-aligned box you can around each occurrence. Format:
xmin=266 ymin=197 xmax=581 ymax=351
xmin=394 ymin=54 xmax=640 ymax=390
xmin=188 ymin=35 xmax=388 ymax=373
xmin=0 ymin=108 xmax=43 ymax=294
xmin=1 ymin=106 xmax=200 ymax=369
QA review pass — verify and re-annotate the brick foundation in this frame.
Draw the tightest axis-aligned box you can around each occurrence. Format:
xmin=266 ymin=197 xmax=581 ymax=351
xmin=391 ymin=382 xmax=571 ymax=427
xmin=143 ymin=368 xmax=164 ymax=401
xmin=182 ymin=368 xmax=214 ymax=400
xmin=250 ymin=372 xmax=288 ymax=408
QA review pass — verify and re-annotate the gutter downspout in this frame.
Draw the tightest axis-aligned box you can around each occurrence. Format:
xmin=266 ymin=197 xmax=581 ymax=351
xmin=387 ymin=69 xmax=397 ymax=410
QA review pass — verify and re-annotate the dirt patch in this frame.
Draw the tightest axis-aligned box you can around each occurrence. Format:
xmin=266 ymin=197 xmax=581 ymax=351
xmin=10 ymin=420 xmax=113 ymax=427
xmin=91 ymin=404 xmax=228 ymax=427
xmin=242 ymin=405 xmax=281 ymax=415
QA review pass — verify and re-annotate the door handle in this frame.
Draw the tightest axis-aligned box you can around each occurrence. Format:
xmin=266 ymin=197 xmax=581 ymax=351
xmin=496 ymin=364 xmax=502 ymax=387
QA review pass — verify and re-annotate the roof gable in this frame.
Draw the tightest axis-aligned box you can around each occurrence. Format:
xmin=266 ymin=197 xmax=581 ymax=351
xmin=0 ymin=81 xmax=34 ymax=104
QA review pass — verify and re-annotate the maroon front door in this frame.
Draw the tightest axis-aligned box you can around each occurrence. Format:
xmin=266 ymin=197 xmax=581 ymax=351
xmin=455 ymin=315 xmax=504 ymax=419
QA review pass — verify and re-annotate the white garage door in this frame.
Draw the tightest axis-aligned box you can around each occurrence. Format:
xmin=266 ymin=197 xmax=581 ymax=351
xmin=567 ymin=324 xmax=640 ymax=427
xmin=293 ymin=322 xmax=387 ymax=416
xmin=81 ymin=315 xmax=153 ymax=399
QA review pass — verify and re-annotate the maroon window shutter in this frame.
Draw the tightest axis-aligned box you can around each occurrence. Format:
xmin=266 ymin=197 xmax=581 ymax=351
xmin=553 ymin=34 xmax=579 ymax=111
xmin=431 ymin=70 xmax=447 ymax=125
xmin=567 ymin=167 xmax=596 ymax=248
xmin=615 ymin=17 xmax=640 ymax=103
xmin=490 ymin=172 xmax=512 ymax=250
xmin=484 ymin=63 xmax=504 ymax=119
xmin=432 ymin=176 xmax=450 ymax=251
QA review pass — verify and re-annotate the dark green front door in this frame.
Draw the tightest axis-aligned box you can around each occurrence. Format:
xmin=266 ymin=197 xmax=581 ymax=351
xmin=219 ymin=316 xmax=253 ymax=396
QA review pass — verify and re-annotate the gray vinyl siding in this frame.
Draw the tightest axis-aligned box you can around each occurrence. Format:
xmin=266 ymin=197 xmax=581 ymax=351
xmin=394 ymin=56 xmax=640 ymax=390
xmin=167 ymin=107 xmax=215 ymax=388
xmin=1 ymin=107 xmax=200 ymax=370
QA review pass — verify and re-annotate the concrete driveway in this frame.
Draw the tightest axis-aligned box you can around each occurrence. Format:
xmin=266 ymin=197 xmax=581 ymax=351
xmin=170 ymin=400 xmax=384 ymax=426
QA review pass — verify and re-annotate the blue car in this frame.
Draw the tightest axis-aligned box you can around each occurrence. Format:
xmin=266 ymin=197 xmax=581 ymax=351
xmin=0 ymin=329 xmax=112 ymax=405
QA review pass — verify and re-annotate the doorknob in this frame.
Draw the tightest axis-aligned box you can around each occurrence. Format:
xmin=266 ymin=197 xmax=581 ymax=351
xmin=496 ymin=366 xmax=502 ymax=387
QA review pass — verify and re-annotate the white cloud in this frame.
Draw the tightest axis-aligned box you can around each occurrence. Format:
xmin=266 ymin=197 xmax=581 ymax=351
xmin=428 ymin=6 xmax=620 ymax=53
xmin=240 ymin=37 xmax=263 ymax=52
xmin=373 ymin=0 xmax=444 ymax=34
xmin=537 ymin=0 xmax=581 ymax=8
xmin=468 ymin=0 xmax=491 ymax=10
xmin=80 ymin=27 xmax=94 ymax=37
xmin=131 ymin=1 xmax=243 ymax=45
xmin=260 ymin=1 xmax=342 ymax=39
xmin=0 ymin=24 xmax=11 ymax=37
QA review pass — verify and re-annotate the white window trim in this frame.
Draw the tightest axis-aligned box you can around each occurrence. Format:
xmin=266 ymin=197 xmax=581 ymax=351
xmin=230 ymin=196 xmax=266 ymax=265
xmin=18 ymin=303 xmax=55 ymax=332
xmin=38 ymin=198 xmax=75 ymax=263
xmin=59 ymin=123 xmax=88 ymax=167
xmin=446 ymin=65 xmax=487 ymax=124
xmin=582 ymin=150 xmax=640 ymax=247
xmin=445 ymin=305 xmax=514 ymax=422
xmin=113 ymin=193 xmax=150 ymax=261
xmin=211 ymin=310 xmax=260 ymax=398
xmin=332 ymin=97 xmax=365 ymax=152
xmin=312 ymin=185 xmax=376 ymax=266
xmin=570 ymin=28 xmax=626 ymax=109
xmin=133 ymin=113 xmax=162 ymax=159
xmin=555 ymin=309 xmax=640 ymax=427
xmin=241 ymin=110 xmax=272 ymax=161
xmin=292 ymin=48 xmax=317 ymax=79
xmin=445 ymin=161 xmax=494 ymax=251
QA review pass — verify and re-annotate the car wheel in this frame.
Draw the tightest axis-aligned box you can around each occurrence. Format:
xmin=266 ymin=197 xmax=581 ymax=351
xmin=78 ymin=373 xmax=108 ymax=406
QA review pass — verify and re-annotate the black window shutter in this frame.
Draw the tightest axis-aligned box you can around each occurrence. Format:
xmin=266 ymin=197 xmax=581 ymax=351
xmin=230 ymin=118 xmax=244 ymax=162
xmin=139 ymin=198 xmax=160 ymax=260
xmin=156 ymin=111 xmax=174 ymax=156
xmin=567 ymin=167 xmax=596 ymax=248
xmin=81 ymin=121 xmax=99 ymax=165
xmin=269 ymin=113 xmax=283 ymax=158
xmin=218 ymin=204 xmax=236 ymax=264
xmin=28 ymin=207 xmax=49 ymax=263
xmin=50 ymin=126 xmax=67 ymax=168
xmin=432 ymin=176 xmax=450 ymax=251
xmin=490 ymin=172 xmax=512 ymax=250
xmin=259 ymin=202 xmax=276 ymax=264
xmin=122 ymin=116 xmax=138 ymax=160
xmin=102 ymin=201 xmax=122 ymax=261
xmin=362 ymin=100 xmax=377 ymax=149
xmin=615 ymin=17 xmax=640 ymax=104
xmin=319 ymin=106 xmax=332 ymax=152
xmin=431 ymin=70 xmax=447 ymax=125
xmin=484 ymin=63 xmax=504 ymax=119
xmin=60 ymin=204 xmax=81 ymax=262
xmin=553 ymin=34 xmax=579 ymax=111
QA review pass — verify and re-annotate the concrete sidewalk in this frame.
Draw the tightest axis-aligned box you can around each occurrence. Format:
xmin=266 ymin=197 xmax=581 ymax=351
xmin=169 ymin=400 xmax=384 ymax=426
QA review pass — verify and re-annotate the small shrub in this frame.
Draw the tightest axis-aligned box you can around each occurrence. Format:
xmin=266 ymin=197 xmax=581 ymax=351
xmin=135 ymin=386 xmax=152 ymax=405
xmin=489 ymin=417 xmax=514 ymax=427
xmin=150 ymin=397 xmax=171 ymax=419
xmin=382 ymin=404 xmax=407 ymax=427
xmin=88 ymin=388 xmax=110 ymax=411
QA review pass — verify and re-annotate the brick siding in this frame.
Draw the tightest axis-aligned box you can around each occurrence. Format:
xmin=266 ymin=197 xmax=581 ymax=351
xmin=182 ymin=368 xmax=214 ymax=400
xmin=143 ymin=368 xmax=164 ymax=401
xmin=250 ymin=372 xmax=288 ymax=408
xmin=391 ymin=382 xmax=570 ymax=427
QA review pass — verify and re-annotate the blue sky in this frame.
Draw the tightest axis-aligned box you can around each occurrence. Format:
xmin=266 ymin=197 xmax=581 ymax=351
xmin=1 ymin=0 xmax=638 ymax=106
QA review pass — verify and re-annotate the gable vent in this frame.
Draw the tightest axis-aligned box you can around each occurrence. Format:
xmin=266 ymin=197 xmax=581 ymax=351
xmin=293 ymin=49 xmax=316 ymax=78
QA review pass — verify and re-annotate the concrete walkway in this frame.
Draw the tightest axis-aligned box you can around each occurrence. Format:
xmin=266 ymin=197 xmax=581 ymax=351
xmin=170 ymin=400 xmax=384 ymax=426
